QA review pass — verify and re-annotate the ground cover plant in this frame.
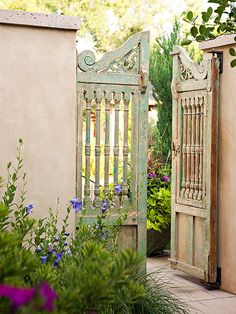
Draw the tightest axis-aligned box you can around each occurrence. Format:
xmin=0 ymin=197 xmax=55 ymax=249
xmin=0 ymin=140 xmax=189 ymax=313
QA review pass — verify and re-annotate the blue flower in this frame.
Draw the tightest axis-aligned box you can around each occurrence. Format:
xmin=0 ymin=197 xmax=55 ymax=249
xmin=70 ymin=198 xmax=83 ymax=213
xmin=48 ymin=248 xmax=55 ymax=254
xmin=101 ymin=231 xmax=105 ymax=238
xmin=64 ymin=232 xmax=70 ymax=237
xmin=101 ymin=200 xmax=108 ymax=213
xmin=53 ymin=236 xmax=59 ymax=243
xmin=64 ymin=242 xmax=67 ymax=246
xmin=54 ymin=253 xmax=63 ymax=267
xmin=35 ymin=246 xmax=42 ymax=253
xmin=25 ymin=204 xmax=33 ymax=215
xmin=66 ymin=249 xmax=72 ymax=255
xmin=115 ymin=185 xmax=122 ymax=193
xmin=41 ymin=256 xmax=47 ymax=264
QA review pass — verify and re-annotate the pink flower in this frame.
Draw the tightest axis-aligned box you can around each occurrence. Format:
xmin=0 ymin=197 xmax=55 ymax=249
xmin=0 ymin=282 xmax=57 ymax=312
xmin=0 ymin=284 xmax=34 ymax=309
xmin=39 ymin=282 xmax=57 ymax=312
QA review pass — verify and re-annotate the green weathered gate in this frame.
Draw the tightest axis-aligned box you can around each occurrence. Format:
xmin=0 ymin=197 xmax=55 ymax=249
xmin=76 ymin=31 xmax=149 ymax=254
xmin=170 ymin=46 xmax=219 ymax=284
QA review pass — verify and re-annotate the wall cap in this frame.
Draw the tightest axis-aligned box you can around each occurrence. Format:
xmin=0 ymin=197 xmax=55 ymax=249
xmin=0 ymin=9 xmax=80 ymax=30
xmin=200 ymin=34 xmax=236 ymax=50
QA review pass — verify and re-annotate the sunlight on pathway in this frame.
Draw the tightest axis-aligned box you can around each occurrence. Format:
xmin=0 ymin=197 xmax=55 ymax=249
xmin=147 ymin=256 xmax=236 ymax=314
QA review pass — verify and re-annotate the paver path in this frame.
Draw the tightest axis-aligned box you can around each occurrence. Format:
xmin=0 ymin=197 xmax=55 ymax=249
xmin=147 ymin=256 xmax=236 ymax=314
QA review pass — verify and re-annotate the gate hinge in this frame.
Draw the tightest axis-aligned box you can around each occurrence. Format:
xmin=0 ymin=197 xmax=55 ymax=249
xmin=208 ymin=50 xmax=223 ymax=74
xmin=140 ymin=67 xmax=148 ymax=94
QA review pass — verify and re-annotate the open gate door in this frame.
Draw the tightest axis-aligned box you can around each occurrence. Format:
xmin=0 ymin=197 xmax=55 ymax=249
xmin=170 ymin=46 xmax=219 ymax=284
xmin=76 ymin=32 xmax=149 ymax=255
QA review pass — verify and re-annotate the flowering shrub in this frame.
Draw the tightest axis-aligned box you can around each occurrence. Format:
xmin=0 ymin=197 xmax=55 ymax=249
xmin=0 ymin=140 xmax=189 ymax=314
xmin=147 ymin=166 xmax=171 ymax=232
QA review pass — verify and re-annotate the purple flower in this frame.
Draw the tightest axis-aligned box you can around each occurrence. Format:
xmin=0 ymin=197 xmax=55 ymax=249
xmin=0 ymin=283 xmax=57 ymax=312
xmin=64 ymin=242 xmax=67 ymax=246
xmin=148 ymin=172 xmax=157 ymax=178
xmin=41 ymin=256 xmax=47 ymax=264
xmin=39 ymin=282 xmax=57 ymax=312
xmin=54 ymin=253 xmax=63 ymax=267
xmin=162 ymin=175 xmax=170 ymax=182
xmin=70 ymin=198 xmax=83 ymax=213
xmin=101 ymin=200 xmax=108 ymax=213
xmin=115 ymin=185 xmax=122 ymax=193
xmin=48 ymin=248 xmax=55 ymax=254
xmin=0 ymin=284 xmax=34 ymax=309
xmin=53 ymin=236 xmax=59 ymax=243
xmin=64 ymin=232 xmax=70 ymax=237
xmin=66 ymin=248 xmax=72 ymax=255
xmin=35 ymin=246 xmax=42 ymax=253
xmin=101 ymin=231 xmax=105 ymax=238
xmin=25 ymin=204 xmax=33 ymax=215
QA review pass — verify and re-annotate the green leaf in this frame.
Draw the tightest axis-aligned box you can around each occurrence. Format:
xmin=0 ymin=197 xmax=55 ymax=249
xmin=202 ymin=12 xmax=208 ymax=23
xmin=0 ymin=203 xmax=9 ymax=217
xmin=190 ymin=26 xmax=198 ymax=37
xmin=196 ymin=35 xmax=205 ymax=41
xmin=187 ymin=11 xmax=193 ymax=21
xmin=230 ymin=59 xmax=236 ymax=68
xmin=229 ymin=48 xmax=236 ymax=57
xmin=181 ymin=39 xmax=192 ymax=46
xmin=199 ymin=25 xmax=207 ymax=36
xmin=207 ymin=7 xmax=213 ymax=17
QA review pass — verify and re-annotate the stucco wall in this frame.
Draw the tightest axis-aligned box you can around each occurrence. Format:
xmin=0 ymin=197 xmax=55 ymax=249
xmin=0 ymin=12 xmax=79 ymax=234
xmin=201 ymin=35 xmax=236 ymax=294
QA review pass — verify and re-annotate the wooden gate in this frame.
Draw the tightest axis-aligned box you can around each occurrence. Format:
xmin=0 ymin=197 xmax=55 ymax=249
xmin=170 ymin=46 xmax=219 ymax=284
xmin=76 ymin=32 xmax=149 ymax=254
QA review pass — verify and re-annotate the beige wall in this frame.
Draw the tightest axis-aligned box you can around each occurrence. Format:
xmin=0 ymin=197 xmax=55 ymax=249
xmin=0 ymin=19 xmax=79 ymax=234
xmin=201 ymin=36 xmax=236 ymax=294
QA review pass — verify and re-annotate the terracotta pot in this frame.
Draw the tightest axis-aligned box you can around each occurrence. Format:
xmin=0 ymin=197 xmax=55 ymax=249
xmin=147 ymin=226 xmax=170 ymax=257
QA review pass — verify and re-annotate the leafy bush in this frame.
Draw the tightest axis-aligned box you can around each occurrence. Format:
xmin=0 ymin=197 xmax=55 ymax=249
xmin=0 ymin=140 xmax=189 ymax=314
xmin=147 ymin=167 xmax=171 ymax=232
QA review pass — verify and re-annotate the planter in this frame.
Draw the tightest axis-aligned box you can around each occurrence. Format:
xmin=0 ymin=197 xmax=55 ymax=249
xmin=147 ymin=226 xmax=170 ymax=257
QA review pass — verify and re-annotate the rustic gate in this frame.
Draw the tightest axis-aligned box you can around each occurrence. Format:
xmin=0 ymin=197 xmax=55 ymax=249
xmin=76 ymin=31 xmax=149 ymax=254
xmin=170 ymin=46 xmax=219 ymax=284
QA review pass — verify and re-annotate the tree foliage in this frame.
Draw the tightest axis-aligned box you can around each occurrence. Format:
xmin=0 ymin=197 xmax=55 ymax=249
xmin=150 ymin=21 xmax=181 ymax=159
xmin=183 ymin=0 xmax=236 ymax=67
xmin=0 ymin=0 xmax=168 ymax=51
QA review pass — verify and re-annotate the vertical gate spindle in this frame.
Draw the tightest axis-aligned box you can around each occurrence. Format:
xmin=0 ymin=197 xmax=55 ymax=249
xmin=85 ymin=92 xmax=92 ymax=207
xmin=181 ymin=98 xmax=187 ymax=198
xmin=94 ymin=91 xmax=101 ymax=207
xmin=193 ymin=97 xmax=200 ymax=200
xmin=198 ymin=96 xmax=204 ymax=201
xmin=185 ymin=98 xmax=192 ymax=198
xmin=113 ymin=92 xmax=120 ymax=208
xmin=104 ymin=91 xmax=111 ymax=197
xmin=189 ymin=97 xmax=196 ymax=199
xmin=122 ymin=93 xmax=129 ymax=207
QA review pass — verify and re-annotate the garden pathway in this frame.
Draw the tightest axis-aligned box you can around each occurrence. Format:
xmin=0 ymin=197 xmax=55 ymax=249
xmin=147 ymin=256 xmax=236 ymax=314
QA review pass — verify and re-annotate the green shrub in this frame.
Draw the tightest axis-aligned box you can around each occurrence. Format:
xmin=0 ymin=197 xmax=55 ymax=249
xmin=147 ymin=165 xmax=171 ymax=232
xmin=0 ymin=140 xmax=189 ymax=314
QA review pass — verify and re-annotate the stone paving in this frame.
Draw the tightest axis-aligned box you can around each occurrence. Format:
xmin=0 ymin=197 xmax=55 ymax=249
xmin=147 ymin=256 xmax=236 ymax=314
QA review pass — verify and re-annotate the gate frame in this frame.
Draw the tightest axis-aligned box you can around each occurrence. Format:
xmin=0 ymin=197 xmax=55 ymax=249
xmin=170 ymin=45 xmax=219 ymax=284
xmin=75 ymin=31 xmax=150 ymax=255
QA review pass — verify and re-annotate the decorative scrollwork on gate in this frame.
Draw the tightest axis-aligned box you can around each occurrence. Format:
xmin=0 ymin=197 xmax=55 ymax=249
xmin=173 ymin=46 xmax=210 ymax=81
xmin=107 ymin=46 xmax=139 ymax=73
xmin=77 ymin=31 xmax=148 ymax=74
